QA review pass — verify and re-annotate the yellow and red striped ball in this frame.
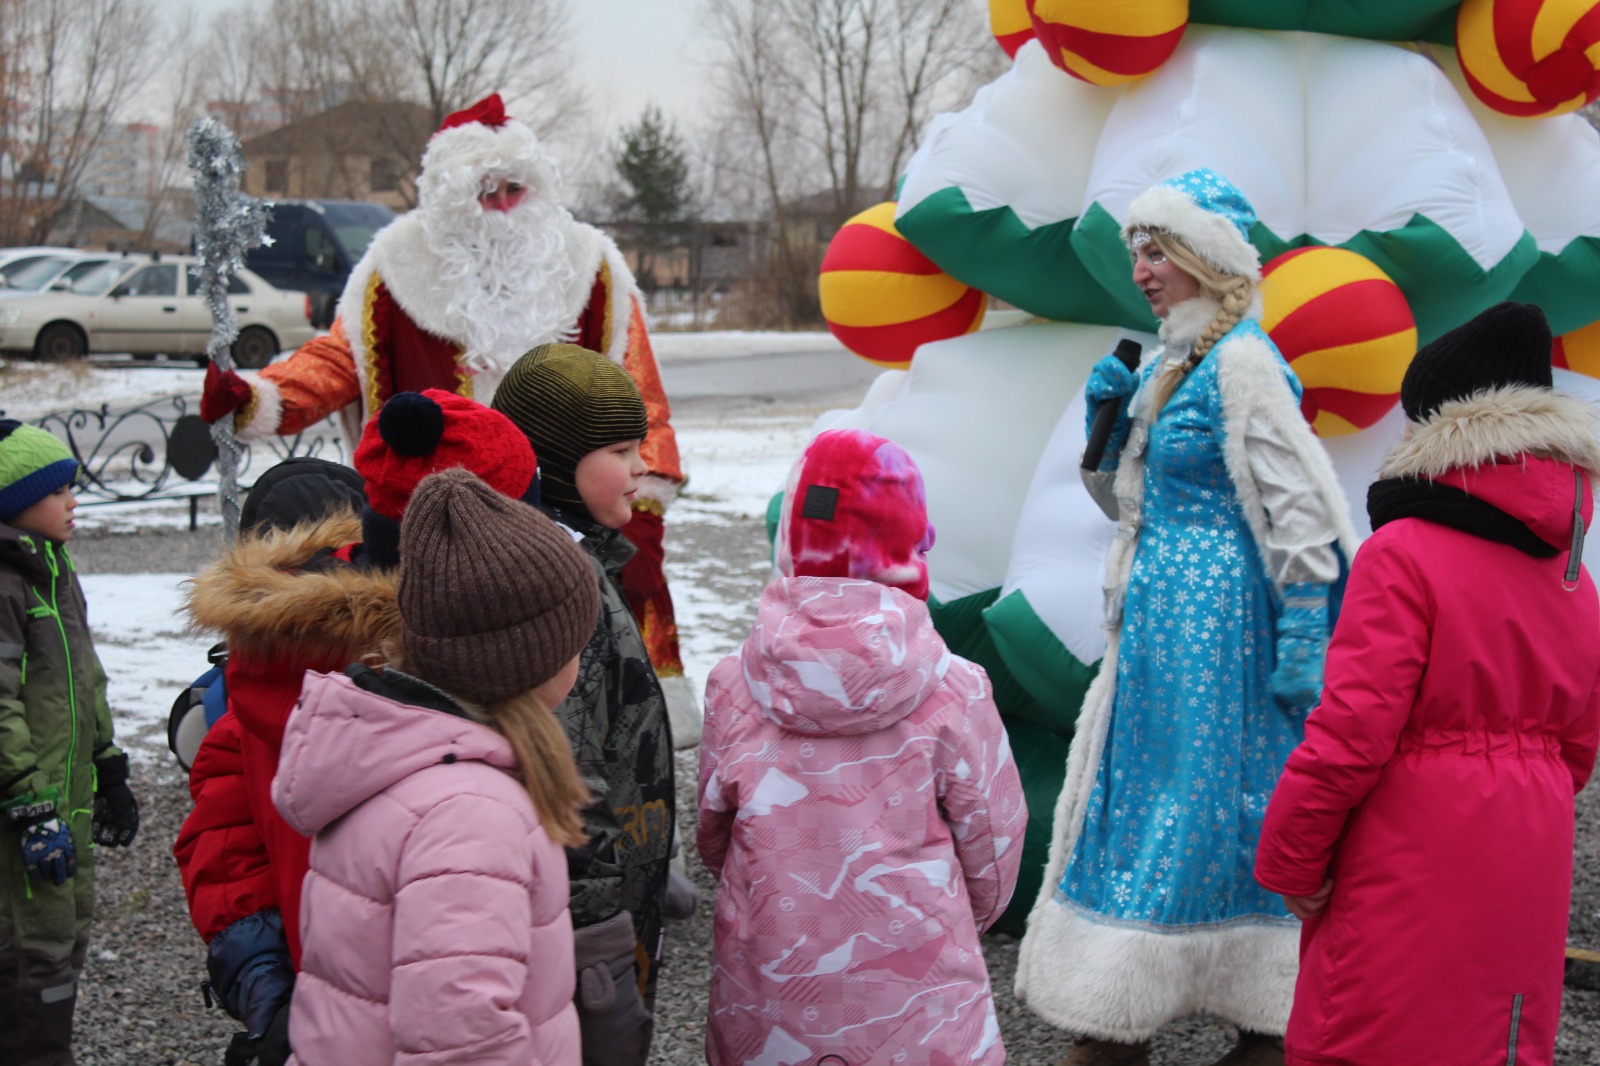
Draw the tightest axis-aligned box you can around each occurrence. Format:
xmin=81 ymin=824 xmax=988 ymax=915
xmin=991 ymin=0 xmax=1036 ymax=58
xmin=1457 ymin=0 xmax=1600 ymax=117
xmin=819 ymin=203 xmax=986 ymax=370
xmin=1554 ymin=315 xmax=1600 ymax=377
xmin=1026 ymin=0 xmax=1188 ymax=86
xmin=1260 ymin=247 xmax=1418 ymax=437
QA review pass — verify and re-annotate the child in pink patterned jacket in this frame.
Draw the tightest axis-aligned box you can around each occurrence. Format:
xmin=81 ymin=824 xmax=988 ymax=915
xmin=697 ymin=428 xmax=1028 ymax=1065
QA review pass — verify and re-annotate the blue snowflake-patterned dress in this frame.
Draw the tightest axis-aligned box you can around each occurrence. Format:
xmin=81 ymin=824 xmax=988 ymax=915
xmin=1061 ymin=321 xmax=1303 ymax=931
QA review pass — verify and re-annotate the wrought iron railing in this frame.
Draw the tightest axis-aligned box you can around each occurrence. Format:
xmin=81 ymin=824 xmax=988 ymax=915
xmin=2 ymin=394 xmax=345 ymax=529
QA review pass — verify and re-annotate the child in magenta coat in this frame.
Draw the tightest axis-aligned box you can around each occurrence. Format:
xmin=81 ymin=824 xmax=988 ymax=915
xmin=697 ymin=429 xmax=1028 ymax=1065
xmin=1256 ymin=303 xmax=1600 ymax=1066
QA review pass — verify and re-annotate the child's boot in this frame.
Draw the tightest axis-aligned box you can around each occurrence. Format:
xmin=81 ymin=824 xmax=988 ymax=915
xmin=1056 ymin=1036 xmax=1152 ymax=1066
xmin=1207 ymin=1030 xmax=1285 ymax=1066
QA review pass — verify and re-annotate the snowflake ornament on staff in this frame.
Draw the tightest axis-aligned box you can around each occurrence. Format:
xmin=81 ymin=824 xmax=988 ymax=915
xmin=187 ymin=116 xmax=270 ymax=542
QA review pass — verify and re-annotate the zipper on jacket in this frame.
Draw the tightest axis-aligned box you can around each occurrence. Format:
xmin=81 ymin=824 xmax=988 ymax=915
xmin=1504 ymin=992 xmax=1524 ymax=1065
xmin=30 ymin=541 xmax=80 ymax=826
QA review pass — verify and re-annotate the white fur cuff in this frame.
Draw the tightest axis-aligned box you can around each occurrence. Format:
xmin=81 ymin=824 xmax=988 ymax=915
xmin=236 ymin=376 xmax=284 ymax=441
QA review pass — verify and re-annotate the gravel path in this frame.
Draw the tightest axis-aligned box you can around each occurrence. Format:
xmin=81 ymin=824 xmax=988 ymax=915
xmin=66 ymin=493 xmax=1600 ymax=1065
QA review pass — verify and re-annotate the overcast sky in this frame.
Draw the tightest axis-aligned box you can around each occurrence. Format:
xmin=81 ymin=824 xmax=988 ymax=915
xmin=144 ymin=0 xmax=710 ymax=131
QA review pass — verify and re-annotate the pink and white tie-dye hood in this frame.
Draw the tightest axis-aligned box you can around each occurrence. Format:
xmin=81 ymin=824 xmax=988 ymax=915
xmin=775 ymin=428 xmax=935 ymax=601
xmin=738 ymin=575 xmax=949 ymax=735
xmin=697 ymin=576 xmax=1026 ymax=1064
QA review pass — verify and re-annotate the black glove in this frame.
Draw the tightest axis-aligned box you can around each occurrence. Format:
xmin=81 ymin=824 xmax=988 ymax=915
xmin=223 ymin=1001 xmax=291 ymax=1066
xmin=92 ymin=752 xmax=139 ymax=847
xmin=208 ymin=910 xmax=295 ymax=1038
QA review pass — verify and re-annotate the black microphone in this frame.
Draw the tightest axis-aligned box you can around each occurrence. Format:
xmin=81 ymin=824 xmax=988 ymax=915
xmin=1081 ymin=338 xmax=1144 ymax=472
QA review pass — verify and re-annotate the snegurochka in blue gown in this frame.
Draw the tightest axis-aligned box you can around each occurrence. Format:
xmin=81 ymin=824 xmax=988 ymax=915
xmin=1016 ymin=169 xmax=1360 ymax=1055
xmin=1063 ymin=322 xmax=1301 ymax=930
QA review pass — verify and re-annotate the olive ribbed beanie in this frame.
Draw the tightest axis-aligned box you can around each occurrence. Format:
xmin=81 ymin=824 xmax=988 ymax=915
xmin=399 ymin=467 xmax=599 ymax=704
xmin=491 ymin=343 xmax=647 ymax=511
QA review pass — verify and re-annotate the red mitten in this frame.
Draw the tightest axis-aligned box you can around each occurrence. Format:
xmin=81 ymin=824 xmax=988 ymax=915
xmin=201 ymin=362 xmax=254 ymax=425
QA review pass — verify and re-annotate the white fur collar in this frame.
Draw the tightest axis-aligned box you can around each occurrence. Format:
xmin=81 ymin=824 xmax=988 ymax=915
xmin=1381 ymin=386 xmax=1600 ymax=481
xmin=359 ymin=213 xmax=604 ymax=344
xmin=1157 ymin=297 xmax=1220 ymax=349
xmin=1155 ymin=292 xmax=1264 ymax=350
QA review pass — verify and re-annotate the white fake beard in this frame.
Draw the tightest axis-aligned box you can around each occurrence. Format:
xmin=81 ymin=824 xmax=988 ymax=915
xmin=418 ymin=195 xmax=583 ymax=371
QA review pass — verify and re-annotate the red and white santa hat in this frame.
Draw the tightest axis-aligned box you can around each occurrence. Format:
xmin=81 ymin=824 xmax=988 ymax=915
xmin=417 ymin=92 xmax=554 ymax=208
xmin=775 ymin=429 xmax=936 ymax=601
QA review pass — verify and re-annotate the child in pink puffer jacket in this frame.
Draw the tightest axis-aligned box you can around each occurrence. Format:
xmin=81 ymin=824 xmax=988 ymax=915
xmin=697 ymin=429 xmax=1028 ymax=1065
xmin=272 ymin=469 xmax=601 ymax=1066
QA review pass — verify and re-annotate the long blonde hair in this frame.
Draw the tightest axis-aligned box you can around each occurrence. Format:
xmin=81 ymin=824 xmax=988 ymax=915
xmin=377 ymin=645 xmax=590 ymax=848
xmin=1139 ymin=228 xmax=1257 ymax=418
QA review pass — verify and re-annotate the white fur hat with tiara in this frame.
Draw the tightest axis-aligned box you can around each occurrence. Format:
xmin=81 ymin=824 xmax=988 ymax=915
xmin=1121 ymin=168 xmax=1263 ymax=282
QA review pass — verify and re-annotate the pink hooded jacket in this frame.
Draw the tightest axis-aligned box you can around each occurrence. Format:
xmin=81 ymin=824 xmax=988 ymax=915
xmin=698 ymin=576 xmax=1027 ymax=1066
xmin=1256 ymin=387 xmax=1600 ymax=1066
xmin=272 ymin=666 xmax=579 ymax=1066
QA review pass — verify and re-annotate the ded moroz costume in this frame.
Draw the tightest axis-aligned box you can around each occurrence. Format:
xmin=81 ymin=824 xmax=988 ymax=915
xmin=200 ymin=93 xmax=695 ymax=734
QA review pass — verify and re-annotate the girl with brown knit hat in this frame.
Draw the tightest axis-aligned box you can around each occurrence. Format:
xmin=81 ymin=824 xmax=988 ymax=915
xmin=175 ymin=391 xmax=541 ymax=1066
xmin=492 ymin=342 xmax=677 ymax=1066
xmin=271 ymin=467 xmax=600 ymax=1066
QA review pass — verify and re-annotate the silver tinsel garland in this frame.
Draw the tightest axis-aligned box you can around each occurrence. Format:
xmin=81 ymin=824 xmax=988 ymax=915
xmin=187 ymin=117 xmax=270 ymax=542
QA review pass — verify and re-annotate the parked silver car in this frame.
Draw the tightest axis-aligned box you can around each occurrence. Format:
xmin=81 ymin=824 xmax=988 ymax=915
xmin=0 ymin=253 xmax=118 ymax=297
xmin=0 ymin=253 xmax=317 ymax=367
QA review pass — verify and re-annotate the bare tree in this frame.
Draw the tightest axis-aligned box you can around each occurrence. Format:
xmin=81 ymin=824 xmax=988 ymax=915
xmin=375 ymin=0 xmax=588 ymax=137
xmin=881 ymin=0 xmax=1000 ymax=188
xmin=0 ymin=0 xmax=159 ymax=245
xmin=187 ymin=0 xmax=587 ymax=209
xmin=700 ymin=0 xmax=994 ymax=324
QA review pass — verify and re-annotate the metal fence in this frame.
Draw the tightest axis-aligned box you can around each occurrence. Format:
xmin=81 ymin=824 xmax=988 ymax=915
xmin=5 ymin=395 xmax=343 ymax=529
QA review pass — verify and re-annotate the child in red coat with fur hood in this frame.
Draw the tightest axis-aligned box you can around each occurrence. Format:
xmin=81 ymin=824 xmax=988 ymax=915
xmin=174 ymin=392 xmax=539 ymax=1065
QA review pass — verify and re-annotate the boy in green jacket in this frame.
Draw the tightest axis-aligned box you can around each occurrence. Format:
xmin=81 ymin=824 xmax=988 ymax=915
xmin=0 ymin=420 xmax=139 ymax=1066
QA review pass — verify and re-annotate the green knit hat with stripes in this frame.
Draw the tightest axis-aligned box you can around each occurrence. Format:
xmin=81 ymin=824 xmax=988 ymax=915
xmin=492 ymin=343 xmax=647 ymax=513
xmin=0 ymin=420 xmax=79 ymax=525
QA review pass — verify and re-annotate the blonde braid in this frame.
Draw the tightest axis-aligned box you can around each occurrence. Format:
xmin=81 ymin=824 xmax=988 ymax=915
xmin=1140 ymin=230 xmax=1259 ymax=418
xmin=1193 ymin=278 xmax=1252 ymax=359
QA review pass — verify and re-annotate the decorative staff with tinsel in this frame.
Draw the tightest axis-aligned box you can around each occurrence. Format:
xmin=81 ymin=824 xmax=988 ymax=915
xmin=186 ymin=117 xmax=269 ymax=542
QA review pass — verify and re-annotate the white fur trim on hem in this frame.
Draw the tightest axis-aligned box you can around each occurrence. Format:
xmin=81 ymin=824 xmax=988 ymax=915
xmin=1124 ymin=185 xmax=1261 ymax=281
xmin=635 ymin=473 xmax=678 ymax=509
xmin=1018 ymin=896 xmax=1298 ymax=1042
xmin=659 ymin=674 xmax=702 ymax=750
xmin=236 ymin=376 xmax=284 ymax=441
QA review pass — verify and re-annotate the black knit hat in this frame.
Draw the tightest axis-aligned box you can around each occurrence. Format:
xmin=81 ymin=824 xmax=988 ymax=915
xmin=1401 ymin=301 xmax=1554 ymax=422
xmin=399 ymin=468 xmax=600 ymax=705
xmin=240 ymin=457 xmax=365 ymax=535
xmin=491 ymin=343 xmax=647 ymax=512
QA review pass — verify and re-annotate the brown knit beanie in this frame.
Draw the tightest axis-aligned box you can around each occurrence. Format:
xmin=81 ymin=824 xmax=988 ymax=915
xmin=491 ymin=343 xmax=647 ymax=511
xmin=399 ymin=467 xmax=600 ymax=705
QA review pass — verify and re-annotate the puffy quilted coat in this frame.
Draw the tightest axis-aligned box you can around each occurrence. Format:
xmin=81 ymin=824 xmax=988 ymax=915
xmin=1255 ymin=387 xmax=1600 ymax=1066
xmin=698 ymin=576 xmax=1027 ymax=1065
xmin=273 ymin=665 xmax=579 ymax=1066
xmin=0 ymin=524 xmax=119 ymax=963
xmin=174 ymin=510 xmax=399 ymax=964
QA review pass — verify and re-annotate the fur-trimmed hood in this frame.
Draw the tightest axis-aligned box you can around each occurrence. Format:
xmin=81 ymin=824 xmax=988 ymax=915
xmin=1380 ymin=385 xmax=1600 ymax=484
xmin=183 ymin=508 xmax=400 ymax=662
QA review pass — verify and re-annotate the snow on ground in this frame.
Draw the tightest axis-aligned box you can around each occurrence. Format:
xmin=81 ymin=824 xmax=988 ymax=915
xmin=85 ymin=403 xmax=809 ymax=761
xmin=41 ymin=332 xmax=836 ymax=761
